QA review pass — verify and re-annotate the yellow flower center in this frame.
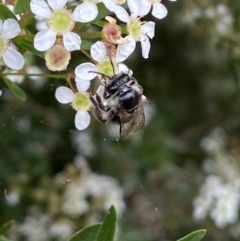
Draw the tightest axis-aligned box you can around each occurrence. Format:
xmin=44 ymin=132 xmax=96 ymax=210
xmin=72 ymin=92 xmax=91 ymax=111
xmin=0 ymin=35 xmax=7 ymax=56
xmin=128 ymin=16 xmax=141 ymax=41
xmin=98 ymin=58 xmax=117 ymax=77
xmin=48 ymin=9 xmax=75 ymax=34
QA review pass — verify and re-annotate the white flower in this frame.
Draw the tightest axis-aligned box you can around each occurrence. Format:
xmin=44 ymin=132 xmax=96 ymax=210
xmin=19 ymin=213 xmax=52 ymax=241
xmin=62 ymin=182 xmax=89 ymax=217
xmin=114 ymin=0 xmax=155 ymax=61
xmin=49 ymin=220 xmax=73 ymax=240
xmin=55 ymin=85 xmax=92 ymax=131
xmin=138 ymin=0 xmax=168 ymax=19
xmin=5 ymin=190 xmax=20 ymax=206
xmin=80 ymin=173 xmax=126 ymax=216
xmin=193 ymin=196 xmax=211 ymax=220
xmin=75 ymin=40 xmax=131 ymax=85
xmin=200 ymin=175 xmax=224 ymax=199
xmin=200 ymin=127 xmax=225 ymax=154
xmin=30 ymin=0 xmax=87 ymax=51
xmin=210 ymin=187 xmax=240 ymax=228
xmin=0 ymin=19 xmax=24 ymax=70
xmin=73 ymin=0 xmax=124 ymax=21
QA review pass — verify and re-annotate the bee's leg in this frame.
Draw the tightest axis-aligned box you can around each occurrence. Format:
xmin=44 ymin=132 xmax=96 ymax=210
xmin=89 ymin=94 xmax=98 ymax=107
xmin=92 ymin=107 xmax=109 ymax=124
xmin=95 ymin=93 xmax=111 ymax=112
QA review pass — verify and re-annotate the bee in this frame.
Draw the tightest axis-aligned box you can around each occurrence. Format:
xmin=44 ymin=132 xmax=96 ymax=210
xmin=90 ymin=68 xmax=145 ymax=139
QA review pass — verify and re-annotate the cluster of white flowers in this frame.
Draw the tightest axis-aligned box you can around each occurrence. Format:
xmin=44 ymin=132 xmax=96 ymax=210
xmin=9 ymin=155 xmax=125 ymax=240
xmin=18 ymin=208 xmax=73 ymax=241
xmin=62 ymin=156 xmax=126 ymax=218
xmin=1 ymin=0 xmax=177 ymax=130
xmin=53 ymin=0 xmax=176 ymax=131
xmin=193 ymin=128 xmax=240 ymax=229
xmin=193 ymin=175 xmax=240 ymax=228
xmin=18 ymin=211 xmax=52 ymax=241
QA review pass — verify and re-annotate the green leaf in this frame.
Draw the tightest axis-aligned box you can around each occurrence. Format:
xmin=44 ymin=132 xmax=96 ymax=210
xmin=3 ymin=77 xmax=27 ymax=101
xmin=95 ymin=206 xmax=117 ymax=241
xmin=81 ymin=39 xmax=94 ymax=50
xmin=80 ymin=31 xmax=102 ymax=39
xmin=0 ymin=3 xmax=18 ymax=20
xmin=14 ymin=35 xmax=44 ymax=59
xmin=0 ymin=220 xmax=15 ymax=235
xmin=92 ymin=19 xmax=106 ymax=28
xmin=0 ymin=235 xmax=13 ymax=241
xmin=14 ymin=0 xmax=31 ymax=14
xmin=68 ymin=223 xmax=101 ymax=241
xmin=96 ymin=3 xmax=111 ymax=20
xmin=177 ymin=230 xmax=207 ymax=241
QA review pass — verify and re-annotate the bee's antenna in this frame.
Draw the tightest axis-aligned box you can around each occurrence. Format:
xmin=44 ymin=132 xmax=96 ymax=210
xmin=109 ymin=55 xmax=115 ymax=75
xmin=88 ymin=70 xmax=111 ymax=79
xmin=106 ymin=48 xmax=115 ymax=75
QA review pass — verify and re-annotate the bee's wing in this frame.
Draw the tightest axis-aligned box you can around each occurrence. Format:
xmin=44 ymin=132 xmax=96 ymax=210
xmin=120 ymin=101 xmax=145 ymax=139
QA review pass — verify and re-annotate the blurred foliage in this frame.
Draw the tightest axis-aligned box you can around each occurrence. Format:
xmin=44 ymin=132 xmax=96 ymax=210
xmin=1 ymin=0 xmax=240 ymax=241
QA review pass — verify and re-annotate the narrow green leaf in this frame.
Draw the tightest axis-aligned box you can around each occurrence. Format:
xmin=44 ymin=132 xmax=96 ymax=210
xmin=68 ymin=223 xmax=101 ymax=241
xmin=0 ymin=235 xmax=13 ymax=241
xmin=3 ymin=77 xmax=27 ymax=101
xmin=0 ymin=4 xmax=17 ymax=20
xmin=92 ymin=19 xmax=106 ymax=28
xmin=0 ymin=220 xmax=15 ymax=235
xmin=95 ymin=206 xmax=117 ymax=241
xmin=177 ymin=229 xmax=206 ymax=241
xmin=14 ymin=35 xmax=44 ymax=59
xmin=14 ymin=0 xmax=30 ymax=14
xmin=81 ymin=39 xmax=94 ymax=50
xmin=96 ymin=2 xmax=111 ymax=20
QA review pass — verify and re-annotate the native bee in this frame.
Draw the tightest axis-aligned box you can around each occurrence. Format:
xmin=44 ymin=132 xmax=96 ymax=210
xmin=90 ymin=69 xmax=145 ymax=139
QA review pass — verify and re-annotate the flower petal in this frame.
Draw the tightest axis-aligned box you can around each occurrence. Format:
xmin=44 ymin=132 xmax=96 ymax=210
xmin=127 ymin=0 xmax=140 ymax=17
xmin=35 ymin=16 xmax=48 ymax=31
xmin=47 ymin=0 xmax=67 ymax=10
xmin=0 ymin=20 xmax=3 ymax=30
xmin=30 ymin=0 xmax=52 ymax=18
xmin=63 ymin=32 xmax=81 ymax=51
xmin=75 ymin=111 xmax=90 ymax=130
xmin=34 ymin=28 xmax=56 ymax=51
xmin=114 ymin=6 xmax=129 ymax=23
xmin=118 ymin=63 xmax=133 ymax=76
xmin=75 ymin=63 xmax=98 ymax=80
xmin=1 ymin=19 xmax=21 ymax=39
xmin=72 ymin=2 xmax=98 ymax=23
xmin=139 ymin=0 xmax=152 ymax=16
xmin=140 ymin=34 xmax=150 ymax=59
xmin=152 ymin=2 xmax=168 ymax=19
xmin=55 ymin=86 xmax=74 ymax=104
xmin=2 ymin=48 xmax=24 ymax=70
xmin=90 ymin=41 xmax=106 ymax=63
xmin=75 ymin=76 xmax=91 ymax=92
xmin=116 ymin=36 xmax=136 ymax=62
xmin=101 ymin=0 xmax=117 ymax=12
xmin=141 ymin=21 xmax=155 ymax=39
